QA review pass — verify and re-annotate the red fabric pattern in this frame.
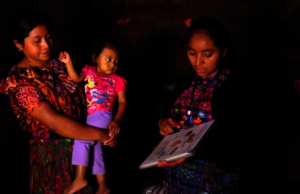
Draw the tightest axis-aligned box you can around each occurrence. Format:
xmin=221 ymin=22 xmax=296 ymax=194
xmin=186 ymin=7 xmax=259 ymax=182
xmin=0 ymin=60 xmax=92 ymax=193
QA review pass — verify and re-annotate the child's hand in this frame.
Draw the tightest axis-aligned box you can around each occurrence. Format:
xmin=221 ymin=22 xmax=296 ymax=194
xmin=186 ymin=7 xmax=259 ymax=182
xmin=58 ymin=51 xmax=71 ymax=65
xmin=108 ymin=119 xmax=121 ymax=137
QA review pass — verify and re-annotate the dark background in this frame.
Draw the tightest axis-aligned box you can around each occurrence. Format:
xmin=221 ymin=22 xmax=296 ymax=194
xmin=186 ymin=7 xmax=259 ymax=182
xmin=1 ymin=0 xmax=300 ymax=193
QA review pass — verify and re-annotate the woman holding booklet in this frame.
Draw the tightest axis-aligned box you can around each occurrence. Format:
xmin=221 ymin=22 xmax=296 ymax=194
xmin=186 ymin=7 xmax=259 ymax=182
xmin=158 ymin=17 xmax=246 ymax=194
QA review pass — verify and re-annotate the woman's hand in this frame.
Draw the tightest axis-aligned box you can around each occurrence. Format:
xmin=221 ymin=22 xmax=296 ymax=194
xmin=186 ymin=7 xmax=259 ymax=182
xmin=157 ymin=158 xmax=187 ymax=167
xmin=158 ymin=118 xmax=185 ymax=136
xmin=109 ymin=119 xmax=120 ymax=137
xmin=58 ymin=51 xmax=71 ymax=65
xmin=157 ymin=118 xmax=186 ymax=167
xmin=104 ymin=133 xmax=118 ymax=147
xmin=105 ymin=119 xmax=121 ymax=147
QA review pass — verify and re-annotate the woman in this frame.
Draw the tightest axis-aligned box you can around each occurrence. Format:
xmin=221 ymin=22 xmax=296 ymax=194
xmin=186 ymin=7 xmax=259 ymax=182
xmin=0 ymin=12 xmax=117 ymax=194
xmin=157 ymin=17 xmax=246 ymax=194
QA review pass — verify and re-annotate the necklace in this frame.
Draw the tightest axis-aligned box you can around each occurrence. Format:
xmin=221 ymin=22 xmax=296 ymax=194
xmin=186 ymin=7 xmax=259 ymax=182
xmin=183 ymin=70 xmax=221 ymax=127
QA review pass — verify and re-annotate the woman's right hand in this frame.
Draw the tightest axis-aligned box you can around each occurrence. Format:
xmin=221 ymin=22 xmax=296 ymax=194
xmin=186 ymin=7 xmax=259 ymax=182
xmin=158 ymin=118 xmax=185 ymax=136
xmin=104 ymin=132 xmax=118 ymax=148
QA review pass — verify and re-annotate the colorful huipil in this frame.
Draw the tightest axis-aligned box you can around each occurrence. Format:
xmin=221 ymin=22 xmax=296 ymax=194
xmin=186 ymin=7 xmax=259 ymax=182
xmin=168 ymin=70 xmax=238 ymax=194
xmin=0 ymin=60 xmax=93 ymax=194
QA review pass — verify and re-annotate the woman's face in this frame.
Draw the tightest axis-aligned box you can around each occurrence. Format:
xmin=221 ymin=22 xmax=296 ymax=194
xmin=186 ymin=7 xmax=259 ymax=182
xmin=187 ymin=32 xmax=226 ymax=78
xmin=14 ymin=24 xmax=53 ymax=62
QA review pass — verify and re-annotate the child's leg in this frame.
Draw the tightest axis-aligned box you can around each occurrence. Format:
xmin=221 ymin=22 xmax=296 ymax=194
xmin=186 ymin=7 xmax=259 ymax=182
xmin=66 ymin=165 xmax=88 ymax=194
xmin=66 ymin=140 xmax=94 ymax=194
xmin=87 ymin=111 xmax=112 ymax=178
xmin=96 ymin=174 xmax=110 ymax=194
xmin=90 ymin=111 xmax=112 ymax=194
xmin=93 ymin=141 xmax=110 ymax=194
xmin=92 ymin=140 xmax=106 ymax=174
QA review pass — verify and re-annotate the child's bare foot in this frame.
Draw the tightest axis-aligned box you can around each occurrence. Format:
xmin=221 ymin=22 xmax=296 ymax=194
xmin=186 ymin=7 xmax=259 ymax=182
xmin=95 ymin=174 xmax=110 ymax=194
xmin=96 ymin=184 xmax=110 ymax=194
xmin=65 ymin=178 xmax=88 ymax=194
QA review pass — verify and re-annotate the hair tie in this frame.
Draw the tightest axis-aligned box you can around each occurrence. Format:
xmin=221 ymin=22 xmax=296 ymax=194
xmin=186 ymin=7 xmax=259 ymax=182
xmin=184 ymin=18 xmax=192 ymax=28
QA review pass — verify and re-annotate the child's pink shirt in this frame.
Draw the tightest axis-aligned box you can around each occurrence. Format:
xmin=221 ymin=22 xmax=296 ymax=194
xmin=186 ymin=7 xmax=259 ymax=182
xmin=82 ymin=64 xmax=127 ymax=115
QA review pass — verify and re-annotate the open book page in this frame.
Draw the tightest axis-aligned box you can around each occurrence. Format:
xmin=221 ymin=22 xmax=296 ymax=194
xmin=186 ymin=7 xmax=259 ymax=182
xmin=139 ymin=120 xmax=214 ymax=169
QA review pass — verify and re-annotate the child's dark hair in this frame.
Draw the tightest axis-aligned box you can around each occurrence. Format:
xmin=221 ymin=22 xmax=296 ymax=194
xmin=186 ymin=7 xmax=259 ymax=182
xmin=186 ymin=17 xmax=233 ymax=68
xmin=91 ymin=37 xmax=121 ymax=63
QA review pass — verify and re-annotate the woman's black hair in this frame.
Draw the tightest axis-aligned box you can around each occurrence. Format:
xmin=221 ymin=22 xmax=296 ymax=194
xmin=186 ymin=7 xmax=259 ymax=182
xmin=8 ymin=11 xmax=51 ymax=65
xmin=91 ymin=37 xmax=121 ymax=63
xmin=10 ymin=11 xmax=51 ymax=45
xmin=186 ymin=17 xmax=233 ymax=68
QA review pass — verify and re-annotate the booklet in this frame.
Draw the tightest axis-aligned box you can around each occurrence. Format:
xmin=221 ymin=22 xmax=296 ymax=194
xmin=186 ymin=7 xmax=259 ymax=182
xmin=139 ymin=120 xmax=215 ymax=169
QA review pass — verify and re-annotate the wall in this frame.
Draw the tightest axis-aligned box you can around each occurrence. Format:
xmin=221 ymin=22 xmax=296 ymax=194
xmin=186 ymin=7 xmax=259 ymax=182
xmin=2 ymin=0 xmax=300 ymax=80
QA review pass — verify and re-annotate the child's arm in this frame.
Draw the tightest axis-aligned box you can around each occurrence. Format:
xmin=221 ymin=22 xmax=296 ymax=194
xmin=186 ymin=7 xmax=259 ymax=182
xmin=109 ymin=91 xmax=127 ymax=136
xmin=59 ymin=51 xmax=85 ymax=83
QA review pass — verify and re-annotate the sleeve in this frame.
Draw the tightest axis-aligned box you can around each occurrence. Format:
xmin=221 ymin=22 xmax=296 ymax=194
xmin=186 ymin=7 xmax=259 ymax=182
xmin=8 ymin=84 xmax=46 ymax=114
xmin=82 ymin=64 xmax=89 ymax=77
xmin=115 ymin=76 xmax=127 ymax=93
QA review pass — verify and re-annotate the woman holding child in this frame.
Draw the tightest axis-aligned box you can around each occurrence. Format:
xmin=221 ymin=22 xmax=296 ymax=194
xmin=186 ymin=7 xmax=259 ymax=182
xmin=0 ymin=11 xmax=120 ymax=194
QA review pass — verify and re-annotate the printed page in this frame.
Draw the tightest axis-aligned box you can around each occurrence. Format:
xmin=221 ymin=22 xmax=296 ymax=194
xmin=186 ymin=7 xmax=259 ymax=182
xmin=139 ymin=120 xmax=214 ymax=169
xmin=141 ymin=134 xmax=184 ymax=165
xmin=176 ymin=120 xmax=213 ymax=152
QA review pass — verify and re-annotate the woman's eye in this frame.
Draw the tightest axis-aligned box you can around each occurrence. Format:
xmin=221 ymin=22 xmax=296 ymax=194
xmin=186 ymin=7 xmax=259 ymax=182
xmin=189 ymin=52 xmax=196 ymax=56
xmin=205 ymin=53 xmax=212 ymax=58
xmin=106 ymin=58 xmax=111 ymax=62
xmin=33 ymin=39 xmax=41 ymax=43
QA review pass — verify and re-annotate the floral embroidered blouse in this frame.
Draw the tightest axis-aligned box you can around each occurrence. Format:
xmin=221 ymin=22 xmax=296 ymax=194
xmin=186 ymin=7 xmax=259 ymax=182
xmin=0 ymin=60 xmax=87 ymax=142
xmin=171 ymin=70 xmax=230 ymax=126
xmin=0 ymin=60 xmax=92 ymax=193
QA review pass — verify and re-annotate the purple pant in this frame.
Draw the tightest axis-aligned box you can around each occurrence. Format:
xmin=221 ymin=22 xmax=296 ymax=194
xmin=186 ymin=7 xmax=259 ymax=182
xmin=72 ymin=111 xmax=112 ymax=175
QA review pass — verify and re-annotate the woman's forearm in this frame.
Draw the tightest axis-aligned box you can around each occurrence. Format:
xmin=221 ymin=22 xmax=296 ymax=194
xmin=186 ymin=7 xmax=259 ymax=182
xmin=30 ymin=103 xmax=109 ymax=142
xmin=50 ymin=112 xmax=110 ymax=141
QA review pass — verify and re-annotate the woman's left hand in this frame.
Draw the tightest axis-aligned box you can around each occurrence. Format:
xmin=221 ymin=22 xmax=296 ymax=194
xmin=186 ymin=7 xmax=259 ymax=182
xmin=157 ymin=158 xmax=187 ymax=167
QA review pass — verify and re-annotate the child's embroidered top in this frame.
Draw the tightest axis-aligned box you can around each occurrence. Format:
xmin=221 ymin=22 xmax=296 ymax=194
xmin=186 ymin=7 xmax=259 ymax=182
xmin=82 ymin=64 xmax=127 ymax=114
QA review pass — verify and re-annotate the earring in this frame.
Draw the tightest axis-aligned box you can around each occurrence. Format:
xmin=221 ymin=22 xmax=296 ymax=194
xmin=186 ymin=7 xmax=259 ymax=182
xmin=18 ymin=49 xmax=21 ymax=52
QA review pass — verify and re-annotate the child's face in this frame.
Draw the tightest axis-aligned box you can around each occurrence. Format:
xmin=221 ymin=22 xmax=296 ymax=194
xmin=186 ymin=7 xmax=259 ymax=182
xmin=94 ymin=47 xmax=119 ymax=76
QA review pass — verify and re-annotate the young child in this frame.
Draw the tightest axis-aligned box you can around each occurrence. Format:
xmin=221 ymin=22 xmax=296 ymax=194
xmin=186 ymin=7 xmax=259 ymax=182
xmin=59 ymin=38 xmax=127 ymax=194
